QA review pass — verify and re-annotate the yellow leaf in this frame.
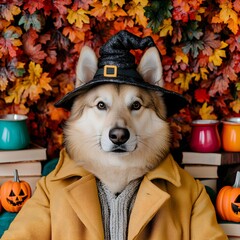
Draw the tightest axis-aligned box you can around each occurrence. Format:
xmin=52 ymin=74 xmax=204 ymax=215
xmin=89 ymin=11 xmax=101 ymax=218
xmin=5 ymin=79 xmax=25 ymax=104
xmin=195 ymin=7 xmax=205 ymax=21
xmin=159 ymin=18 xmax=173 ymax=37
xmin=199 ymin=102 xmax=217 ymax=120
xmin=102 ymin=0 xmax=110 ymax=6
xmin=127 ymin=2 xmax=148 ymax=27
xmin=192 ymin=73 xmax=200 ymax=82
xmin=230 ymin=99 xmax=240 ymax=113
xmin=174 ymin=47 xmax=189 ymax=64
xmin=174 ymin=73 xmax=194 ymax=91
xmin=209 ymin=41 xmax=228 ymax=66
xmin=236 ymin=82 xmax=240 ymax=91
xmin=6 ymin=62 xmax=52 ymax=103
xmin=200 ymin=68 xmax=209 ymax=80
xmin=112 ymin=0 xmax=125 ymax=7
xmin=67 ymin=8 xmax=90 ymax=28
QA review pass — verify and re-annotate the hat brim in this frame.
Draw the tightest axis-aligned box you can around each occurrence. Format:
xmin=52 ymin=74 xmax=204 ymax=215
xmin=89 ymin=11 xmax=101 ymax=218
xmin=54 ymin=78 xmax=188 ymax=117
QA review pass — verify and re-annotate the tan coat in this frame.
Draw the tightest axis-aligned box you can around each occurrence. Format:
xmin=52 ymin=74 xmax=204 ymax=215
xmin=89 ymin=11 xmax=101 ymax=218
xmin=1 ymin=149 xmax=227 ymax=240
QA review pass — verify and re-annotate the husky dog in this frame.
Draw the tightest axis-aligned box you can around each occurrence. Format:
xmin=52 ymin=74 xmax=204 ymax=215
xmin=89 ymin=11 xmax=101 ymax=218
xmin=64 ymin=46 xmax=170 ymax=193
xmin=1 ymin=31 xmax=227 ymax=240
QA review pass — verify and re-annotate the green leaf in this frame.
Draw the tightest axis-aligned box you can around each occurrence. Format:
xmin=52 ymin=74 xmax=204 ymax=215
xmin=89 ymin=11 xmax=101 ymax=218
xmin=144 ymin=0 xmax=172 ymax=33
xmin=182 ymin=40 xmax=204 ymax=58
xmin=18 ymin=12 xmax=45 ymax=32
xmin=183 ymin=21 xmax=203 ymax=41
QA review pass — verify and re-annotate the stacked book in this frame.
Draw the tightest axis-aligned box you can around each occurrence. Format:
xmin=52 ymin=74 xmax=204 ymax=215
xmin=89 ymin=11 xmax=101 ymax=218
xmin=0 ymin=143 xmax=47 ymax=191
xmin=219 ymin=222 xmax=240 ymax=239
xmin=182 ymin=151 xmax=240 ymax=192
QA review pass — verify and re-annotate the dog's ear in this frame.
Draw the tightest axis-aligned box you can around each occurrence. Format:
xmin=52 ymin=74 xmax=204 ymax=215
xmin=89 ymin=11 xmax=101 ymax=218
xmin=75 ymin=46 xmax=98 ymax=88
xmin=137 ymin=47 xmax=163 ymax=87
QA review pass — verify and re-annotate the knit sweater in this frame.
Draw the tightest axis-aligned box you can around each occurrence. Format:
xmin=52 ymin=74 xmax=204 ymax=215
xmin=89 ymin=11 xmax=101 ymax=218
xmin=97 ymin=179 xmax=141 ymax=240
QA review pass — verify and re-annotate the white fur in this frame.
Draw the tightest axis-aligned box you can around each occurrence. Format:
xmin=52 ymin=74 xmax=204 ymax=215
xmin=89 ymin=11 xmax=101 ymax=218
xmin=64 ymin=46 xmax=170 ymax=194
xmin=75 ymin=46 xmax=98 ymax=87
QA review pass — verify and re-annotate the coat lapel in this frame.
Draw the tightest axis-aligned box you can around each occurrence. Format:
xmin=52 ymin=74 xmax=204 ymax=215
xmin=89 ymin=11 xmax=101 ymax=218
xmin=64 ymin=175 xmax=104 ymax=240
xmin=128 ymin=177 xmax=170 ymax=240
xmin=128 ymin=154 xmax=182 ymax=240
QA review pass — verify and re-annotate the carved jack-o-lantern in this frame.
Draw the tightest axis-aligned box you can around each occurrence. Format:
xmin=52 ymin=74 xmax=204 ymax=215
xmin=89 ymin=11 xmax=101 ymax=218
xmin=216 ymin=171 xmax=240 ymax=222
xmin=0 ymin=169 xmax=31 ymax=212
xmin=232 ymin=194 xmax=240 ymax=215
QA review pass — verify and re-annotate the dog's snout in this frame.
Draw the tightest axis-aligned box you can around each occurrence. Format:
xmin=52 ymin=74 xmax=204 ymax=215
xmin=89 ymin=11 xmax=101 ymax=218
xmin=109 ymin=128 xmax=130 ymax=145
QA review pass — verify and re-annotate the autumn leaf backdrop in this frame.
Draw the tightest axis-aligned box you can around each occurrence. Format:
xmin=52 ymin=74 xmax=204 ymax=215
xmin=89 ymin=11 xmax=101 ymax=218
xmin=0 ymin=0 xmax=240 ymax=158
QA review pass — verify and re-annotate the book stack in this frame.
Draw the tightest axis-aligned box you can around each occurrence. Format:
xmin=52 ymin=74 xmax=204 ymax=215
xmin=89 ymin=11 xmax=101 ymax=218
xmin=219 ymin=222 xmax=240 ymax=240
xmin=0 ymin=143 xmax=47 ymax=191
xmin=182 ymin=151 xmax=240 ymax=192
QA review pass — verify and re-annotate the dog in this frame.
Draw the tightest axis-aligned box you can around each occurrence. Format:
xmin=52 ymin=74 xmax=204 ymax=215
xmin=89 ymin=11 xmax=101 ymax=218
xmin=1 ymin=30 xmax=227 ymax=240
xmin=64 ymin=46 xmax=170 ymax=194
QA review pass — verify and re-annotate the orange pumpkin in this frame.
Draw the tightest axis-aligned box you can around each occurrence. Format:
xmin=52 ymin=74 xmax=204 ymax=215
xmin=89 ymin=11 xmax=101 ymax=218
xmin=216 ymin=171 xmax=240 ymax=222
xmin=0 ymin=169 xmax=31 ymax=212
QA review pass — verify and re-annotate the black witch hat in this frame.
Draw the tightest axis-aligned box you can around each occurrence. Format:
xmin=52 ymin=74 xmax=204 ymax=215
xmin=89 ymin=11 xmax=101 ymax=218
xmin=55 ymin=30 xmax=188 ymax=116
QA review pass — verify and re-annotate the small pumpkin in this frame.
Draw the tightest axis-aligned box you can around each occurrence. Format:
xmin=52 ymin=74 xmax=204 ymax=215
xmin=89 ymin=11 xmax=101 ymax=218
xmin=216 ymin=171 xmax=240 ymax=222
xmin=0 ymin=169 xmax=31 ymax=212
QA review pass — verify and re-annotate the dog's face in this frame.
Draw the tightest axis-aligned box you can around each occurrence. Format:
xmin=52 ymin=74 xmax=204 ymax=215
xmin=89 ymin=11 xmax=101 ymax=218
xmin=64 ymin=46 xmax=171 ymax=193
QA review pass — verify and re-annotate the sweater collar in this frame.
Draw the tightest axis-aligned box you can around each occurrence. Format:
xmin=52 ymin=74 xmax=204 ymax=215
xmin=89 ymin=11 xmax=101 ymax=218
xmin=52 ymin=149 xmax=181 ymax=187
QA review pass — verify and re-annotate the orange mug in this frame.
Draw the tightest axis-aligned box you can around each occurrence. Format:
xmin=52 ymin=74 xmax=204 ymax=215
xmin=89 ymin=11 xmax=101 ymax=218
xmin=222 ymin=118 xmax=240 ymax=152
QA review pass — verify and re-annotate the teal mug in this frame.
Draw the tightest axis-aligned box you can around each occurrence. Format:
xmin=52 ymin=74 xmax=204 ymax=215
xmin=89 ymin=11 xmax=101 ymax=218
xmin=0 ymin=114 xmax=30 ymax=150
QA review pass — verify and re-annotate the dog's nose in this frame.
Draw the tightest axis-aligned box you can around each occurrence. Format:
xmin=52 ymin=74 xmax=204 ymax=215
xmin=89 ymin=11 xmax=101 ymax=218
xmin=109 ymin=128 xmax=130 ymax=145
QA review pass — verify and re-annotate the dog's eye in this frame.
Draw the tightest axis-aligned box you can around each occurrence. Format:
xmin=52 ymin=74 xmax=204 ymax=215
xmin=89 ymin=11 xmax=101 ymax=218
xmin=97 ymin=101 xmax=107 ymax=110
xmin=131 ymin=101 xmax=141 ymax=110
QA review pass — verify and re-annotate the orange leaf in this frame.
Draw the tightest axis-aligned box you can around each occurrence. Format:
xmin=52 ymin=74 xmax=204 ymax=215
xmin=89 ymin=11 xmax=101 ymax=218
xmin=90 ymin=2 xmax=127 ymax=21
xmin=0 ymin=4 xmax=21 ymax=21
xmin=47 ymin=104 xmax=69 ymax=122
xmin=212 ymin=2 xmax=239 ymax=34
xmin=63 ymin=26 xmax=85 ymax=42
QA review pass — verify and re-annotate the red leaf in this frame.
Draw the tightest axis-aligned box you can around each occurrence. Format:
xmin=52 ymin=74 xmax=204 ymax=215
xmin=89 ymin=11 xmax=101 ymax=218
xmin=23 ymin=0 xmax=45 ymax=14
xmin=222 ymin=64 xmax=238 ymax=81
xmin=53 ymin=0 xmax=72 ymax=15
xmin=226 ymin=32 xmax=240 ymax=52
xmin=209 ymin=76 xmax=229 ymax=97
xmin=194 ymin=88 xmax=210 ymax=103
xmin=22 ymin=29 xmax=47 ymax=63
xmin=72 ymin=0 xmax=93 ymax=11
xmin=202 ymin=31 xmax=221 ymax=56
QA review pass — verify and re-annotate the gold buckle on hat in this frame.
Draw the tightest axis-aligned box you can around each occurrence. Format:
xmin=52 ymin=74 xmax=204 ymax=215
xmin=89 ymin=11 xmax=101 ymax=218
xmin=103 ymin=65 xmax=117 ymax=77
